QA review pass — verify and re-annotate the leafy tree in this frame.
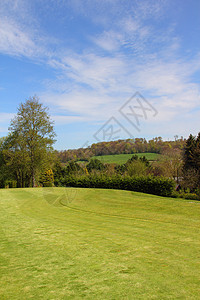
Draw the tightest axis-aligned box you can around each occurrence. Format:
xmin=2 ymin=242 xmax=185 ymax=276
xmin=65 ymin=161 xmax=82 ymax=174
xmin=126 ymin=154 xmax=149 ymax=167
xmin=0 ymin=137 xmax=11 ymax=188
xmin=125 ymin=160 xmax=148 ymax=177
xmin=7 ymin=96 xmax=56 ymax=187
xmin=86 ymin=158 xmax=105 ymax=173
xmin=40 ymin=169 xmax=54 ymax=187
xmin=2 ymin=132 xmax=31 ymax=187
xmin=157 ymin=148 xmax=183 ymax=183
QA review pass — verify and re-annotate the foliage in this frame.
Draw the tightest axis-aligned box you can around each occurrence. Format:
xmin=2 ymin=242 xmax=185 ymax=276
xmin=152 ymin=148 xmax=183 ymax=183
xmin=2 ymin=133 xmax=32 ymax=187
xmin=59 ymin=174 xmax=175 ymax=197
xmin=170 ymin=191 xmax=199 ymax=200
xmin=65 ymin=161 xmax=83 ymax=174
xmin=4 ymin=180 xmax=17 ymax=188
xmin=57 ymin=137 xmax=186 ymax=163
xmin=4 ymin=96 xmax=56 ymax=187
xmin=125 ymin=160 xmax=148 ymax=177
xmin=40 ymin=169 xmax=54 ymax=187
xmin=53 ymin=161 xmax=65 ymax=186
xmin=182 ymin=193 xmax=199 ymax=200
xmin=182 ymin=133 xmax=200 ymax=194
xmin=86 ymin=158 xmax=105 ymax=173
xmin=183 ymin=134 xmax=197 ymax=170
xmin=0 ymin=137 xmax=12 ymax=188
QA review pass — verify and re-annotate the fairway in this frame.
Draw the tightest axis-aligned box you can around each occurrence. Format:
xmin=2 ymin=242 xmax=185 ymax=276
xmin=91 ymin=153 xmax=161 ymax=164
xmin=0 ymin=188 xmax=200 ymax=299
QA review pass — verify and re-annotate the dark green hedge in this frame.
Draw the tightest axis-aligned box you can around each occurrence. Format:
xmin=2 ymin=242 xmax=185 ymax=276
xmin=57 ymin=175 xmax=175 ymax=197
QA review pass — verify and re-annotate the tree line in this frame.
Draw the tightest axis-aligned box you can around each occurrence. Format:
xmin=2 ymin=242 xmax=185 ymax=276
xmin=57 ymin=137 xmax=186 ymax=163
xmin=0 ymin=96 xmax=199 ymax=199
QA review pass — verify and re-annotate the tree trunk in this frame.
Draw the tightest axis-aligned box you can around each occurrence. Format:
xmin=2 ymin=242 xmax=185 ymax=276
xmin=32 ymin=169 xmax=36 ymax=187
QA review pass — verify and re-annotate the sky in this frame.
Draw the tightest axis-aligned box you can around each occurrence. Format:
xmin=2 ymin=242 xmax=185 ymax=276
xmin=0 ymin=0 xmax=200 ymax=150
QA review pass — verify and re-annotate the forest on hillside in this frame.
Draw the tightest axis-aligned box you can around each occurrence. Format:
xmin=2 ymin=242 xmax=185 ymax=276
xmin=57 ymin=137 xmax=186 ymax=163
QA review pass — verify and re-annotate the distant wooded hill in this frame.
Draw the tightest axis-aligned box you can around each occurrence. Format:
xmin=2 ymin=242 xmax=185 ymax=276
xmin=57 ymin=137 xmax=186 ymax=163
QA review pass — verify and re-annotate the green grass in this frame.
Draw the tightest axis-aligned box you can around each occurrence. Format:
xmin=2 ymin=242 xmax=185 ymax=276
xmin=0 ymin=187 xmax=200 ymax=299
xmin=91 ymin=153 xmax=161 ymax=164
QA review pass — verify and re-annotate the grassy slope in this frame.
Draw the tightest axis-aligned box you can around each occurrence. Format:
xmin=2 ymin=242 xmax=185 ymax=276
xmin=91 ymin=153 xmax=161 ymax=164
xmin=0 ymin=187 xmax=200 ymax=299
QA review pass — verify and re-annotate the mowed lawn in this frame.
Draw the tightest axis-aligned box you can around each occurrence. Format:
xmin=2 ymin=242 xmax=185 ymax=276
xmin=0 ymin=188 xmax=200 ymax=299
xmin=91 ymin=153 xmax=161 ymax=164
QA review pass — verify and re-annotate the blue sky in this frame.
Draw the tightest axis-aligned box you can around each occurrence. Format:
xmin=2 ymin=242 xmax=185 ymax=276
xmin=0 ymin=0 xmax=199 ymax=150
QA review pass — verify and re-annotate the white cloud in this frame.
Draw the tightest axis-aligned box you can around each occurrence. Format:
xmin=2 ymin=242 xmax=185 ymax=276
xmin=48 ymin=52 xmax=126 ymax=94
xmin=0 ymin=113 xmax=14 ymax=122
xmin=92 ymin=31 xmax=123 ymax=52
xmin=0 ymin=18 xmax=36 ymax=58
xmin=42 ymin=90 xmax=118 ymax=121
xmin=0 ymin=1 xmax=49 ymax=59
xmin=0 ymin=113 xmax=14 ymax=134
xmin=43 ymin=49 xmax=200 ymax=128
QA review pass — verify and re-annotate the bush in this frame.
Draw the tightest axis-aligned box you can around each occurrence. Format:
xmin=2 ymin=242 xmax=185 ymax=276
xmin=40 ymin=169 xmax=54 ymax=187
xmin=183 ymin=193 xmax=199 ymax=200
xmin=170 ymin=191 xmax=179 ymax=198
xmin=43 ymin=182 xmax=54 ymax=187
xmin=4 ymin=180 xmax=17 ymax=188
xmin=61 ymin=174 xmax=175 ymax=197
xmin=170 ymin=191 xmax=199 ymax=200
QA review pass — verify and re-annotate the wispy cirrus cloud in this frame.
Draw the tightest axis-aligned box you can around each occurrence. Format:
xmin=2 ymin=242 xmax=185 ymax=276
xmin=0 ymin=18 xmax=38 ymax=58
xmin=42 ymin=24 xmax=200 ymax=131
xmin=0 ymin=0 xmax=51 ymax=60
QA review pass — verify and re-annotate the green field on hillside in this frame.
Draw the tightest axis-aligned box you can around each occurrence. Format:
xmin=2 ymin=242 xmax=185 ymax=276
xmin=0 ymin=187 xmax=200 ymax=299
xmin=91 ymin=153 xmax=161 ymax=164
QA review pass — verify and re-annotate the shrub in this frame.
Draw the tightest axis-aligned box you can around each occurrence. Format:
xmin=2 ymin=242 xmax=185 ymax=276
xmin=171 ymin=191 xmax=199 ymax=200
xmin=183 ymin=193 xmax=199 ymax=200
xmin=61 ymin=174 xmax=175 ymax=197
xmin=4 ymin=180 xmax=17 ymax=188
xmin=40 ymin=169 xmax=54 ymax=187
xmin=170 ymin=191 xmax=179 ymax=198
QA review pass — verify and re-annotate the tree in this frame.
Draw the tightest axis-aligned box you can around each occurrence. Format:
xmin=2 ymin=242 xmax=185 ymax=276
xmin=182 ymin=133 xmax=200 ymax=194
xmin=158 ymin=148 xmax=183 ymax=183
xmin=40 ymin=169 xmax=54 ymax=187
xmin=183 ymin=134 xmax=196 ymax=171
xmin=65 ymin=161 xmax=82 ymax=174
xmin=194 ymin=132 xmax=200 ymax=171
xmin=7 ymin=96 xmax=56 ymax=187
xmin=125 ymin=160 xmax=148 ymax=177
xmin=2 ymin=133 xmax=31 ymax=187
xmin=0 ymin=137 xmax=12 ymax=188
xmin=86 ymin=159 xmax=105 ymax=173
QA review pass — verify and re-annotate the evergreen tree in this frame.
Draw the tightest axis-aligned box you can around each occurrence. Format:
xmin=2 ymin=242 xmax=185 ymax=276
xmin=183 ymin=133 xmax=200 ymax=194
xmin=183 ymin=134 xmax=196 ymax=171
xmin=194 ymin=132 xmax=200 ymax=170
